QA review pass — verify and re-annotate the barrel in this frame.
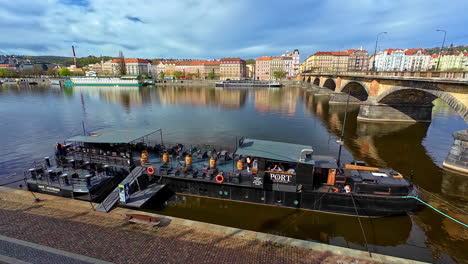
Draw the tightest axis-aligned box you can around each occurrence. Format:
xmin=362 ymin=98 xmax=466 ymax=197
xmin=162 ymin=153 xmax=170 ymax=163
xmin=237 ymin=159 xmax=244 ymax=171
xmin=185 ymin=155 xmax=192 ymax=165
xmin=140 ymin=151 xmax=149 ymax=164
xmin=210 ymin=157 xmax=216 ymax=168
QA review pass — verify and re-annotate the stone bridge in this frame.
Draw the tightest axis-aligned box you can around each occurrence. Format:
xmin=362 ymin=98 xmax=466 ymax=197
xmin=301 ymin=72 xmax=468 ymax=123
xmin=301 ymin=72 xmax=468 ymax=174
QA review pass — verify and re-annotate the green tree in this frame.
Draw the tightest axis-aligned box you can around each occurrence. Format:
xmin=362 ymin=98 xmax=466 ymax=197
xmin=159 ymin=71 xmax=165 ymax=80
xmin=173 ymin=71 xmax=184 ymax=79
xmin=272 ymin=71 xmax=286 ymax=80
xmin=207 ymin=70 xmax=217 ymax=80
xmin=140 ymin=74 xmax=148 ymax=79
xmin=58 ymin=67 xmax=73 ymax=77
xmin=245 ymin=59 xmax=256 ymax=65
xmin=0 ymin=68 xmax=16 ymax=78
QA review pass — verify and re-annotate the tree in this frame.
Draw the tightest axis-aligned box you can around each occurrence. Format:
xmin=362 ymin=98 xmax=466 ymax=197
xmin=140 ymin=74 xmax=148 ymax=79
xmin=58 ymin=67 xmax=73 ymax=77
xmin=173 ymin=71 xmax=184 ymax=79
xmin=117 ymin=51 xmax=127 ymax=75
xmin=272 ymin=71 xmax=286 ymax=80
xmin=159 ymin=71 xmax=165 ymax=80
xmin=245 ymin=59 xmax=256 ymax=65
xmin=0 ymin=68 xmax=15 ymax=78
xmin=207 ymin=70 xmax=217 ymax=80
xmin=46 ymin=68 xmax=59 ymax=77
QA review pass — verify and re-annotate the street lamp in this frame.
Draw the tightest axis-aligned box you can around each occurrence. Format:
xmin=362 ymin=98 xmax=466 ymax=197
xmin=372 ymin=32 xmax=387 ymax=72
xmin=436 ymin=29 xmax=446 ymax=71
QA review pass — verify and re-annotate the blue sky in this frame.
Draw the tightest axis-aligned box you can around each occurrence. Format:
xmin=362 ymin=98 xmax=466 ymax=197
xmin=0 ymin=0 xmax=467 ymax=60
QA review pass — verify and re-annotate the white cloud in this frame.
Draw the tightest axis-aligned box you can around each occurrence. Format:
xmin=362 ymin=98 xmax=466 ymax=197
xmin=0 ymin=0 xmax=466 ymax=58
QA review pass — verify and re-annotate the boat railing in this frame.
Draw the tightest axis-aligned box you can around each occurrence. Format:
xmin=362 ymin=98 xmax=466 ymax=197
xmin=141 ymin=140 xmax=237 ymax=155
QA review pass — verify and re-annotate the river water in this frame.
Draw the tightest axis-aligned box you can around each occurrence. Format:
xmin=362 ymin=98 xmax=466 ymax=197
xmin=0 ymin=84 xmax=466 ymax=263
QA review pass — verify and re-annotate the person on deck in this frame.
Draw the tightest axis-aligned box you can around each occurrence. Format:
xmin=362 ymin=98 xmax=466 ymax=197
xmin=246 ymin=156 xmax=252 ymax=172
xmin=344 ymin=185 xmax=351 ymax=193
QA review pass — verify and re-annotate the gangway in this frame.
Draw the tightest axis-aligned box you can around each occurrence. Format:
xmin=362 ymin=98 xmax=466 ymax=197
xmin=96 ymin=166 xmax=146 ymax=212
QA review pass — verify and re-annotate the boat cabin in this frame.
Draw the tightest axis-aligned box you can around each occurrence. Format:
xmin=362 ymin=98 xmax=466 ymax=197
xmin=234 ymin=138 xmax=411 ymax=196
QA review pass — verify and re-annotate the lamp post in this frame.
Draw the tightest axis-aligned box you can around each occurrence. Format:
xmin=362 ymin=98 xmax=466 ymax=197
xmin=372 ymin=32 xmax=387 ymax=72
xmin=436 ymin=29 xmax=446 ymax=71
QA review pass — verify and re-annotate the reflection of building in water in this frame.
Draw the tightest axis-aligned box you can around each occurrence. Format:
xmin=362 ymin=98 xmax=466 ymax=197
xmin=254 ymin=89 xmax=298 ymax=116
xmin=73 ymin=86 xmax=146 ymax=109
xmin=156 ymin=87 xmax=246 ymax=109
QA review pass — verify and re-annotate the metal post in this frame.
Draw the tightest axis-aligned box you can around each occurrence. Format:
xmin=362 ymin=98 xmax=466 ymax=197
xmin=336 ymin=85 xmax=351 ymax=166
xmin=373 ymin=32 xmax=387 ymax=72
xmin=436 ymin=29 xmax=446 ymax=71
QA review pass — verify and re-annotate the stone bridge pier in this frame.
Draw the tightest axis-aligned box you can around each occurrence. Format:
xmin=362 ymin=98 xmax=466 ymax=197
xmin=443 ymin=130 xmax=468 ymax=174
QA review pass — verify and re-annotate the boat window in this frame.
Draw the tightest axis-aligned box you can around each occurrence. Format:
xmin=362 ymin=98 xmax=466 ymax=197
xmin=265 ymin=160 xmax=296 ymax=174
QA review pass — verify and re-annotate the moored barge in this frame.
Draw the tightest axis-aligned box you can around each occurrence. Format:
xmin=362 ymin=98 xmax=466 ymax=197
xmin=25 ymin=128 xmax=419 ymax=217
xmin=215 ymin=80 xmax=281 ymax=88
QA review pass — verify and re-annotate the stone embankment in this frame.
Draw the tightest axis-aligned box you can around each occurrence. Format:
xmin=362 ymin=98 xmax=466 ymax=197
xmin=0 ymin=187 xmax=427 ymax=264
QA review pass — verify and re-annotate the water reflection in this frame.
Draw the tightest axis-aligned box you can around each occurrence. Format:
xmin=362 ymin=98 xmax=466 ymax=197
xmin=0 ymin=84 xmax=467 ymax=263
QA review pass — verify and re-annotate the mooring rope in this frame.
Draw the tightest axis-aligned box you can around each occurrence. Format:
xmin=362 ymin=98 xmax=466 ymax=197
xmin=404 ymin=196 xmax=468 ymax=228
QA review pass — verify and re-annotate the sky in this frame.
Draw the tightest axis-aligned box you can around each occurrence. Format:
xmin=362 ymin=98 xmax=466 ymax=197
xmin=0 ymin=0 xmax=467 ymax=60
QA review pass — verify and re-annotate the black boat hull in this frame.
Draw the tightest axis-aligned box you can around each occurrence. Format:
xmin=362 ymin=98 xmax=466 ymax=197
xmin=159 ymin=177 xmax=418 ymax=217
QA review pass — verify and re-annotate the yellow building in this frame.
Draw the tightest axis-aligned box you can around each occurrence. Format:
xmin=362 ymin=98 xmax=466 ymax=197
xmin=432 ymin=52 xmax=468 ymax=71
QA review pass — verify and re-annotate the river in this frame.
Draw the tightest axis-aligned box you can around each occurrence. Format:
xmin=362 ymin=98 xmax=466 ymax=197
xmin=0 ymin=84 xmax=466 ymax=263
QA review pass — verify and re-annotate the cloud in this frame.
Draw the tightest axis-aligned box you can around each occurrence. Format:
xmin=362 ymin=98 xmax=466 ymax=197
xmin=0 ymin=0 xmax=466 ymax=59
xmin=125 ymin=16 xmax=143 ymax=23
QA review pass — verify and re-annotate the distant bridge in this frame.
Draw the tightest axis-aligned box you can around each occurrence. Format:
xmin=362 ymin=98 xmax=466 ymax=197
xmin=300 ymin=71 xmax=468 ymax=123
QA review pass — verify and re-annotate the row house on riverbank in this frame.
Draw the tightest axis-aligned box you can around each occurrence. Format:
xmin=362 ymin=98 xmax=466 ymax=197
xmin=431 ymin=51 xmax=468 ymax=71
xmin=254 ymin=50 xmax=300 ymax=80
xmin=301 ymin=49 xmax=369 ymax=73
xmin=155 ymin=59 xmax=221 ymax=79
xmin=111 ymin=58 xmax=152 ymax=75
xmin=371 ymin=48 xmax=432 ymax=72
xmin=220 ymin=57 xmax=246 ymax=80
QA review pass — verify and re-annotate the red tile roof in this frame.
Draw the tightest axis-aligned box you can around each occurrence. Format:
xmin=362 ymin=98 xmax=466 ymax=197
xmin=256 ymin=56 xmax=272 ymax=61
xmin=404 ymin=48 xmax=428 ymax=55
xmin=111 ymin=58 xmax=151 ymax=63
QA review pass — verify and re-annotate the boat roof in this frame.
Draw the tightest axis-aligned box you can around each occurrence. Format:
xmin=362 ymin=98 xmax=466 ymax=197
xmin=65 ymin=127 xmax=160 ymax=144
xmin=235 ymin=138 xmax=314 ymax=164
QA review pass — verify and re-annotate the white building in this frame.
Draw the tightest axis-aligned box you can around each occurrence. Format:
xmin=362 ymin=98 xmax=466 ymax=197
xmin=282 ymin=49 xmax=300 ymax=78
xmin=111 ymin=58 xmax=152 ymax=75
xmin=404 ymin=49 xmax=432 ymax=71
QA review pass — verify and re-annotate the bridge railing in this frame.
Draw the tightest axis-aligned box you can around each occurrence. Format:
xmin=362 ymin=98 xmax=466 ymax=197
xmin=301 ymin=71 xmax=468 ymax=80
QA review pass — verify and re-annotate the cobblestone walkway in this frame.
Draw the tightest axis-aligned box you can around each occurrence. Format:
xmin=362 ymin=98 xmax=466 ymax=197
xmin=0 ymin=189 xmax=379 ymax=264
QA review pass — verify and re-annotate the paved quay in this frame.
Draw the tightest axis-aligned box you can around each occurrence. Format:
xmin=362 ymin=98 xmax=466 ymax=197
xmin=0 ymin=187 xmax=427 ymax=264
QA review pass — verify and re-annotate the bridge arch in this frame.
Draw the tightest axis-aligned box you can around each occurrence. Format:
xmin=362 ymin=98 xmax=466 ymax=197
xmin=313 ymin=77 xmax=320 ymax=85
xmin=375 ymin=86 xmax=468 ymax=122
xmin=338 ymin=81 xmax=369 ymax=102
xmin=307 ymin=76 xmax=311 ymax=83
xmin=323 ymin=79 xmax=336 ymax=90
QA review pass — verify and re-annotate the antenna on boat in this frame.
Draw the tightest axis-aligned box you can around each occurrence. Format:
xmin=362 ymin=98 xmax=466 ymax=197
xmin=82 ymin=121 xmax=86 ymax=136
xmin=336 ymin=85 xmax=352 ymax=167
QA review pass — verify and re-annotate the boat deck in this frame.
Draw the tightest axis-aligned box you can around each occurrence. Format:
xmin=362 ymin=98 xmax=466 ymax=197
xmin=26 ymin=168 xmax=114 ymax=193
xmin=146 ymin=153 xmax=256 ymax=187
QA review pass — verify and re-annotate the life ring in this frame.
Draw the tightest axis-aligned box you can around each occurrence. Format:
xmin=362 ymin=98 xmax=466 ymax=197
xmin=147 ymin=166 xmax=155 ymax=175
xmin=215 ymin=174 xmax=224 ymax=183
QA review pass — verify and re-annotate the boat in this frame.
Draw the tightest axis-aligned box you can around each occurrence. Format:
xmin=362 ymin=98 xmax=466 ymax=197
xmin=215 ymin=80 xmax=281 ymax=88
xmin=22 ymin=128 xmax=155 ymax=202
xmin=135 ymin=137 xmax=419 ymax=217
xmin=64 ymin=75 xmax=143 ymax=87
xmin=25 ymin=126 xmax=419 ymax=217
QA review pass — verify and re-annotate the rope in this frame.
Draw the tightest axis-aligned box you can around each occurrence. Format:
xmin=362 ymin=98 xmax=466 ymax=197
xmin=404 ymin=196 xmax=468 ymax=228
xmin=350 ymin=193 xmax=372 ymax=257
